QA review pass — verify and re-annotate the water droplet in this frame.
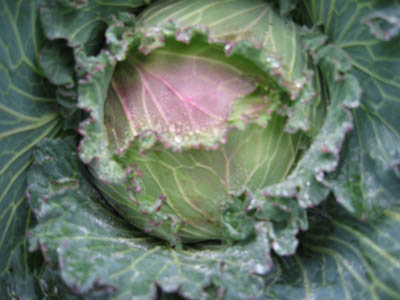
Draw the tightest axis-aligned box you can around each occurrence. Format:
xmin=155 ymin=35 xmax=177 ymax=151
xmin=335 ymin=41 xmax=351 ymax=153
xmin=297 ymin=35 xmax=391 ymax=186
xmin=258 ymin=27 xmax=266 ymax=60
xmin=295 ymin=80 xmax=304 ymax=89
xmin=175 ymin=31 xmax=190 ymax=43
xmin=224 ymin=43 xmax=236 ymax=57
xmin=254 ymin=264 xmax=269 ymax=275
xmin=316 ymin=172 xmax=324 ymax=182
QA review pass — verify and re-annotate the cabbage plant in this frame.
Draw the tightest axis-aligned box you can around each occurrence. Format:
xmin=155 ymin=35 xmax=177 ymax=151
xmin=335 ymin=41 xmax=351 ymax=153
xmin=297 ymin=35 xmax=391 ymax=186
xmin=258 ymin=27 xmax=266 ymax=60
xmin=1 ymin=0 xmax=400 ymax=299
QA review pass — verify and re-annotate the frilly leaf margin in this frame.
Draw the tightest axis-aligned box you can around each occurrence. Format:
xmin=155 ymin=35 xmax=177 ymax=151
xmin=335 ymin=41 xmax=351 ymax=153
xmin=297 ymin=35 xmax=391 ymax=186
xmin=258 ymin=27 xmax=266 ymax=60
xmin=250 ymin=30 xmax=361 ymax=254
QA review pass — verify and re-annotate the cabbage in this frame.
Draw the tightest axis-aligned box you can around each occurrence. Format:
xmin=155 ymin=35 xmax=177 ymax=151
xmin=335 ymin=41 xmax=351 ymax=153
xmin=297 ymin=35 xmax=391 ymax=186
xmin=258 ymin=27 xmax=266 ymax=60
xmin=91 ymin=1 xmax=320 ymax=243
xmin=2 ymin=0 xmax=399 ymax=299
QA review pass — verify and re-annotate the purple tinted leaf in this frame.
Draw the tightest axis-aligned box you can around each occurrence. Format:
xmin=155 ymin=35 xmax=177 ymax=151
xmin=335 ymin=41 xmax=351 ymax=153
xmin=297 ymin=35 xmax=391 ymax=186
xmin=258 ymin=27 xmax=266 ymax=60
xmin=106 ymin=50 xmax=255 ymax=150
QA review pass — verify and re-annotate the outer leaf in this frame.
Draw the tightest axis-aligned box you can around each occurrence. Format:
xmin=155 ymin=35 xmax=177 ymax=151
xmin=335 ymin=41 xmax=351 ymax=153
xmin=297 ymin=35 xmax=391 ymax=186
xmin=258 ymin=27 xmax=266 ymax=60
xmin=38 ymin=0 xmax=151 ymax=129
xmin=28 ymin=138 xmax=272 ymax=300
xmin=263 ymin=0 xmax=400 ymax=298
xmin=39 ymin=40 xmax=81 ymax=129
xmin=300 ymin=0 xmax=400 ymax=218
xmin=265 ymin=201 xmax=400 ymax=300
xmin=254 ymin=39 xmax=361 ymax=236
xmin=363 ymin=4 xmax=400 ymax=41
xmin=40 ymin=0 xmax=151 ymax=49
xmin=0 ymin=0 xmax=61 ymax=298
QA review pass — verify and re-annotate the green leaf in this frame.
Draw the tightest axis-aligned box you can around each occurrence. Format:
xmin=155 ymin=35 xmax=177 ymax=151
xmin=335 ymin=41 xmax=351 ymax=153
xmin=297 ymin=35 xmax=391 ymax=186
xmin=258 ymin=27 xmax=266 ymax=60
xmin=259 ymin=43 xmax=361 ymax=211
xmin=136 ymin=0 xmax=313 ymax=102
xmin=263 ymin=0 xmax=400 ymax=297
xmin=265 ymin=201 xmax=400 ymax=300
xmin=277 ymin=0 xmax=298 ymax=17
xmin=300 ymin=0 xmax=400 ymax=218
xmin=40 ymin=0 xmax=150 ymax=49
xmin=100 ymin=116 xmax=304 ymax=243
xmin=0 ymin=0 xmax=61 ymax=298
xmin=28 ymin=137 xmax=273 ymax=300
xmin=363 ymin=4 xmax=400 ymax=41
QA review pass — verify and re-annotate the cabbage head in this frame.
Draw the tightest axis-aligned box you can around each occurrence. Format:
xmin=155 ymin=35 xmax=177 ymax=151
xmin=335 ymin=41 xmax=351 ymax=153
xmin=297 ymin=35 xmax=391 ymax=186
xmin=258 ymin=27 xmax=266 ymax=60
xmin=89 ymin=0 xmax=323 ymax=244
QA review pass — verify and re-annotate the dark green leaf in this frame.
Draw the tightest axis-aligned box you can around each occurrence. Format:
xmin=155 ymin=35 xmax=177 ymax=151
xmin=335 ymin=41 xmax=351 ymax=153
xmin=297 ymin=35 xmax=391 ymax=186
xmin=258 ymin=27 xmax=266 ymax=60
xmin=40 ymin=0 xmax=151 ymax=49
xmin=28 ymin=137 xmax=273 ymax=299
xmin=300 ymin=0 xmax=400 ymax=218
xmin=266 ymin=201 xmax=400 ymax=300
xmin=0 ymin=0 xmax=61 ymax=298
